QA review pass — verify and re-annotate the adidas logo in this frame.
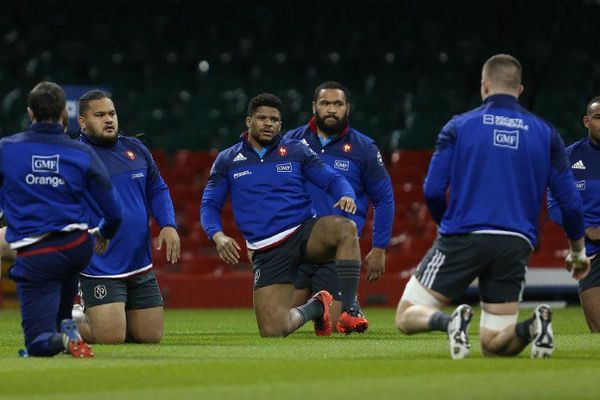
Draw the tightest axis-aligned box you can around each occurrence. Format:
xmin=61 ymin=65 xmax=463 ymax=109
xmin=572 ymin=160 xmax=586 ymax=170
xmin=233 ymin=153 xmax=247 ymax=162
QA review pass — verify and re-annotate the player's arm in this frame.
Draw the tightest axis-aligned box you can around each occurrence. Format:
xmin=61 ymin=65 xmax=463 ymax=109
xmin=138 ymin=142 xmax=180 ymax=263
xmin=423 ymin=119 xmax=456 ymax=224
xmin=361 ymin=143 xmax=394 ymax=282
xmin=547 ymin=129 xmax=589 ymax=280
xmin=86 ymin=150 xmax=123 ymax=253
xmin=200 ymin=154 xmax=240 ymax=264
xmin=300 ymin=144 xmax=357 ymax=214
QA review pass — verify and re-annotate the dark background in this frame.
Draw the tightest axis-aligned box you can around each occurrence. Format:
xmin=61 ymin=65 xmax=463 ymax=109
xmin=1 ymin=0 xmax=598 ymax=153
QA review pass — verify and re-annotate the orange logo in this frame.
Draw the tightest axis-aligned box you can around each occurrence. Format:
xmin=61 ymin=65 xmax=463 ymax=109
xmin=343 ymin=143 xmax=352 ymax=153
xmin=278 ymin=146 xmax=288 ymax=156
xmin=126 ymin=150 xmax=136 ymax=160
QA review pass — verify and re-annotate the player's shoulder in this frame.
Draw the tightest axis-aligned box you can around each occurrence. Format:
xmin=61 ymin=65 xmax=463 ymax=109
xmin=216 ymin=141 xmax=245 ymax=163
xmin=566 ymin=138 xmax=588 ymax=154
xmin=347 ymin=127 xmax=378 ymax=148
xmin=119 ymin=135 xmax=149 ymax=151
xmin=283 ymin=124 xmax=310 ymax=139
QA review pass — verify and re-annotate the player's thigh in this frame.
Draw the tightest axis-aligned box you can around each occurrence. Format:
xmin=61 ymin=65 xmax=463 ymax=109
xmin=580 ymin=286 xmax=600 ymax=332
xmin=0 ymin=226 xmax=16 ymax=262
xmin=126 ymin=306 xmax=164 ymax=343
xmin=85 ymin=302 xmax=127 ymax=343
xmin=478 ymin=235 xmax=530 ymax=304
xmin=79 ymin=276 xmax=128 ymax=342
xmin=123 ymin=271 xmax=164 ymax=342
xmin=253 ymin=283 xmax=295 ymax=333
xmin=305 ymin=216 xmax=356 ymax=263
xmin=412 ymin=235 xmax=481 ymax=302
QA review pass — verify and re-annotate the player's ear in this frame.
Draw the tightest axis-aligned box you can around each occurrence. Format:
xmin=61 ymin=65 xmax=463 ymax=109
xmin=27 ymin=107 xmax=35 ymax=121
xmin=583 ymin=115 xmax=590 ymax=129
xmin=245 ymin=116 xmax=252 ymax=129
xmin=312 ymin=102 xmax=316 ymax=115
xmin=77 ymin=115 xmax=86 ymax=130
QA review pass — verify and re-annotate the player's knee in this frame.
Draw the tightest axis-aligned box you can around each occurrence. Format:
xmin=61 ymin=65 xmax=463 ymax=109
xmin=259 ymin=326 xmax=288 ymax=337
xmin=394 ymin=306 xmax=414 ymax=335
xmin=131 ymin=330 xmax=163 ymax=344
xmin=334 ymin=217 xmax=358 ymax=242
xmin=93 ymin=328 xmax=126 ymax=344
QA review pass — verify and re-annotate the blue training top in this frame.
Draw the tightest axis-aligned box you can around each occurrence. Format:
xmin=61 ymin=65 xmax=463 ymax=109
xmin=548 ymin=138 xmax=600 ymax=256
xmin=77 ymin=132 xmax=177 ymax=278
xmin=201 ymin=133 xmax=355 ymax=250
xmin=0 ymin=122 xmax=122 ymax=248
xmin=424 ymin=94 xmax=584 ymax=248
xmin=284 ymin=118 xmax=394 ymax=248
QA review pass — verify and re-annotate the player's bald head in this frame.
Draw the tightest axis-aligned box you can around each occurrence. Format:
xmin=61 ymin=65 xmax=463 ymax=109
xmin=482 ymin=54 xmax=522 ymax=91
xmin=586 ymin=96 xmax=600 ymax=116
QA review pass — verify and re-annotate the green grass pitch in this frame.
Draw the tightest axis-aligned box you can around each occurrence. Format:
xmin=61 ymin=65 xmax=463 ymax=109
xmin=0 ymin=307 xmax=598 ymax=399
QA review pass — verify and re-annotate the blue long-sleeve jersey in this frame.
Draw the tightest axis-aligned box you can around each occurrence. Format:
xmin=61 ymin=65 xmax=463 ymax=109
xmin=284 ymin=118 xmax=394 ymax=248
xmin=425 ymin=94 xmax=584 ymax=248
xmin=548 ymin=138 xmax=600 ymax=256
xmin=77 ymin=132 xmax=176 ymax=278
xmin=201 ymin=133 xmax=356 ymax=250
xmin=0 ymin=122 xmax=122 ymax=248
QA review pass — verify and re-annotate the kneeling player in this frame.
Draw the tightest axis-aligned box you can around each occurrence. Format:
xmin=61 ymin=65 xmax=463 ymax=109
xmin=201 ymin=93 xmax=367 ymax=337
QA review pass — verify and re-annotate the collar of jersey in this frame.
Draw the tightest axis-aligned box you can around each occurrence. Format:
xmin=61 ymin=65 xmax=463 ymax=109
xmin=482 ymin=93 xmax=519 ymax=107
xmin=29 ymin=122 xmax=64 ymax=135
xmin=587 ymin=137 xmax=600 ymax=151
xmin=240 ymin=131 xmax=282 ymax=154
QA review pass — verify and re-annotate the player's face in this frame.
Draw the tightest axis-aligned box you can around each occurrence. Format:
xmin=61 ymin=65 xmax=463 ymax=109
xmin=78 ymin=97 xmax=119 ymax=146
xmin=245 ymin=106 xmax=282 ymax=147
xmin=584 ymin=102 xmax=600 ymax=145
xmin=313 ymin=89 xmax=349 ymax=136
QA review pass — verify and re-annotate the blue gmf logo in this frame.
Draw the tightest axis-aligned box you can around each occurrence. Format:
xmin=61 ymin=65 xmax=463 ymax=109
xmin=493 ymin=129 xmax=519 ymax=149
xmin=576 ymin=180 xmax=586 ymax=191
xmin=32 ymin=155 xmax=60 ymax=173
xmin=276 ymin=163 xmax=292 ymax=173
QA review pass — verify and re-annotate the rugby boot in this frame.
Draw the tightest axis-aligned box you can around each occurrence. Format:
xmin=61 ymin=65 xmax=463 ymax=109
xmin=447 ymin=304 xmax=473 ymax=360
xmin=61 ymin=319 xmax=94 ymax=358
xmin=336 ymin=308 xmax=369 ymax=334
xmin=531 ymin=304 xmax=554 ymax=359
xmin=312 ymin=290 xmax=333 ymax=336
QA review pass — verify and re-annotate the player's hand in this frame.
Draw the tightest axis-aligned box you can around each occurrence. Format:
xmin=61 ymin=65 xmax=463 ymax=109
xmin=333 ymin=196 xmax=357 ymax=214
xmin=157 ymin=226 xmax=181 ymax=264
xmin=585 ymin=227 xmax=600 ymax=242
xmin=364 ymin=247 xmax=385 ymax=282
xmin=213 ymin=232 xmax=241 ymax=265
xmin=88 ymin=227 xmax=110 ymax=255
xmin=565 ymin=250 xmax=591 ymax=281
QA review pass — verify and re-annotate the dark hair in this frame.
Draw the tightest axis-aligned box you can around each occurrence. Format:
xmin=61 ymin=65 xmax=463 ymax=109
xmin=313 ymin=81 xmax=350 ymax=103
xmin=586 ymin=96 xmax=600 ymax=116
xmin=482 ymin=54 xmax=522 ymax=89
xmin=27 ymin=81 xmax=66 ymax=122
xmin=79 ymin=90 xmax=112 ymax=116
xmin=247 ymin=93 xmax=284 ymax=116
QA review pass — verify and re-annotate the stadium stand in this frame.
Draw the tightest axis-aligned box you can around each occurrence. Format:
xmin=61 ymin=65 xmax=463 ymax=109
xmin=1 ymin=0 xmax=597 ymax=306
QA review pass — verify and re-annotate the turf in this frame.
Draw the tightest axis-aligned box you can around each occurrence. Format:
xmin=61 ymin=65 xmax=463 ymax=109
xmin=0 ymin=306 xmax=598 ymax=399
